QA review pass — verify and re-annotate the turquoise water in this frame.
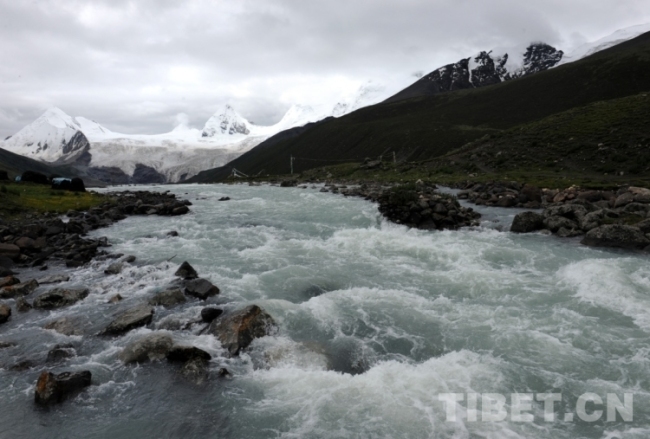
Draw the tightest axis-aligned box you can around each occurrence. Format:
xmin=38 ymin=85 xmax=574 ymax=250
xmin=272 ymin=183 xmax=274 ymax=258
xmin=0 ymin=183 xmax=649 ymax=438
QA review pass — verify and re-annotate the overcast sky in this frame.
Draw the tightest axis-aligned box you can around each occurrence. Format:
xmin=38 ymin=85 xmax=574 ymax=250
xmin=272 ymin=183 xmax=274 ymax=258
xmin=0 ymin=0 xmax=649 ymax=137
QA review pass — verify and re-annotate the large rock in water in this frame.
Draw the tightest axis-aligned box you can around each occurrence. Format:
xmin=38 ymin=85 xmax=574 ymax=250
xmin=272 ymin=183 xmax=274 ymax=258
xmin=0 ymin=279 xmax=38 ymax=299
xmin=149 ymin=288 xmax=187 ymax=308
xmin=208 ymin=305 xmax=275 ymax=355
xmin=510 ymin=211 xmax=544 ymax=233
xmin=184 ymin=278 xmax=220 ymax=300
xmin=119 ymin=332 xmax=173 ymax=364
xmin=0 ymin=304 xmax=11 ymax=324
xmin=581 ymin=225 xmax=650 ymax=250
xmin=33 ymin=288 xmax=89 ymax=310
xmin=34 ymin=370 xmax=92 ymax=405
xmin=174 ymin=261 xmax=198 ymax=279
xmin=44 ymin=317 xmax=80 ymax=336
xmin=101 ymin=304 xmax=154 ymax=335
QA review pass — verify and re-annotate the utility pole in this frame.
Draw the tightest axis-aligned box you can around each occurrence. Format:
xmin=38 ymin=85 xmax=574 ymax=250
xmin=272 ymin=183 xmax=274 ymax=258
xmin=290 ymin=155 xmax=295 ymax=175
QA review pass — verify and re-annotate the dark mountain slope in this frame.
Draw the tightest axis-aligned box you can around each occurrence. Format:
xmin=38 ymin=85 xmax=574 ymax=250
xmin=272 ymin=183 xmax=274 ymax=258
xmin=191 ymin=31 xmax=650 ymax=182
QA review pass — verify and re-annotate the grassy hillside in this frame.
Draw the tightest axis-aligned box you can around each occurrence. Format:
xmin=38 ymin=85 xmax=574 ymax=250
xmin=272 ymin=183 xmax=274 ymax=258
xmin=191 ymin=31 xmax=650 ymax=182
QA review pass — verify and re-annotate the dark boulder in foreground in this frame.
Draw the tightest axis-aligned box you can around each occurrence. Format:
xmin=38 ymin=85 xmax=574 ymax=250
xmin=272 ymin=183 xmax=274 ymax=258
xmin=208 ymin=305 xmax=276 ymax=355
xmin=33 ymin=288 xmax=89 ymax=310
xmin=167 ymin=345 xmax=212 ymax=363
xmin=581 ymin=224 xmax=650 ymax=250
xmin=35 ymin=370 xmax=92 ymax=405
xmin=184 ymin=278 xmax=220 ymax=300
xmin=174 ymin=261 xmax=198 ymax=280
xmin=101 ymin=304 xmax=154 ymax=335
xmin=510 ymin=211 xmax=545 ymax=233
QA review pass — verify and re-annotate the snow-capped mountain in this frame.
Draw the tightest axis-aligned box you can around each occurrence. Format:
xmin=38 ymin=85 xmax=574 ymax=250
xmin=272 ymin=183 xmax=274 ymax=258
xmin=385 ymin=43 xmax=564 ymax=102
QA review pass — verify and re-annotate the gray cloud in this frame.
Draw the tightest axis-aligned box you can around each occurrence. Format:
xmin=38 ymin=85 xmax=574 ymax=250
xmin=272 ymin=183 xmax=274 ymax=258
xmin=0 ymin=0 xmax=649 ymax=137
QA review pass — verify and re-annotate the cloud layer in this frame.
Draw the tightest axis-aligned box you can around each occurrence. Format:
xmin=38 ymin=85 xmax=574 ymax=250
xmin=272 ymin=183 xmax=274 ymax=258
xmin=1 ymin=0 xmax=649 ymax=137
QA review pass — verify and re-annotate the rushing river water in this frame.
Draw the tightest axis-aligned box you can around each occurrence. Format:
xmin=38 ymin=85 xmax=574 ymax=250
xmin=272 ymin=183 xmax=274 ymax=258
xmin=1 ymin=183 xmax=650 ymax=438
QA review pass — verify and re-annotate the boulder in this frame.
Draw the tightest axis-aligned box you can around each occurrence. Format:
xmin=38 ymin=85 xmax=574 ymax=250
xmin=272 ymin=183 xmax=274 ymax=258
xmin=614 ymin=192 xmax=634 ymax=208
xmin=123 ymin=255 xmax=136 ymax=263
xmin=149 ymin=288 xmax=186 ymax=308
xmin=171 ymin=206 xmax=189 ymax=215
xmin=166 ymin=231 xmax=179 ymax=237
xmin=46 ymin=344 xmax=76 ymax=363
xmin=0 ymin=275 xmax=20 ymax=288
xmin=166 ymin=345 xmax=212 ymax=363
xmin=108 ymin=294 xmax=123 ymax=304
xmin=104 ymin=262 xmax=123 ymax=275
xmin=15 ymin=237 xmax=35 ymax=250
xmin=0 ymin=303 xmax=11 ymax=324
xmin=208 ymin=305 xmax=276 ymax=355
xmin=101 ymin=304 xmax=154 ymax=335
xmin=33 ymin=288 xmax=89 ymax=310
xmin=118 ymin=332 xmax=173 ymax=364
xmin=635 ymin=218 xmax=650 ymax=234
xmin=520 ymin=185 xmax=542 ymax=203
xmin=581 ymin=225 xmax=650 ymax=250
xmin=174 ymin=261 xmax=198 ymax=279
xmin=44 ymin=318 xmax=80 ymax=336
xmin=543 ymin=216 xmax=578 ymax=233
xmin=34 ymin=370 xmax=92 ymax=405
xmin=15 ymin=297 xmax=32 ymax=312
xmin=510 ymin=211 xmax=544 ymax=233
xmin=0 ymin=279 xmax=38 ymax=299
xmin=201 ymin=307 xmax=223 ymax=323
xmin=184 ymin=278 xmax=220 ymax=300
xmin=0 ymin=244 xmax=20 ymax=260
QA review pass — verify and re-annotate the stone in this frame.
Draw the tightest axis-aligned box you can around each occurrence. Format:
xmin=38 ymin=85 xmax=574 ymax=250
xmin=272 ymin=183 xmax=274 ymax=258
xmin=556 ymin=227 xmax=584 ymax=238
xmin=34 ymin=370 xmax=92 ymax=405
xmin=15 ymin=237 xmax=35 ymax=250
xmin=166 ymin=231 xmax=179 ymax=237
xmin=0 ymin=275 xmax=20 ymax=288
xmin=0 ymin=279 xmax=38 ymax=299
xmin=37 ymin=274 xmax=70 ymax=284
xmin=15 ymin=297 xmax=32 ymax=312
xmin=166 ymin=345 xmax=212 ymax=363
xmin=510 ymin=211 xmax=544 ymax=233
xmin=101 ymin=304 xmax=154 ymax=335
xmin=174 ymin=261 xmax=198 ymax=279
xmin=33 ymin=288 xmax=89 ymax=310
xmin=208 ymin=305 xmax=276 ymax=355
xmin=201 ymin=307 xmax=223 ymax=323
xmin=635 ymin=219 xmax=650 ymax=234
xmin=118 ymin=332 xmax=173 ymax=364
xmin=123 ymin=255 xmax=136 ymax=263
xmin=581 ymin=225 xmax=650 ymax=250
xmin=149 ymin=288 xmax=186 ymax=308
xmin=0 ymin=304 xmax=11 ymax=324
xmin=520 ymin=185 xmax=542 ymax=203
xmin=104 ymin=262 xmax=123 ymax=275
xmin=218 ymin=197 xmax=231 ymax=201
xmin=171 ymin=206 xmax=189 ymax=215
xmin=184 ymin=278 xmax=220 ymax=300
xmin=543 ymin=216 xmax=578 ymax=233
xmin=0 ymin=243 xmax=20 ymax=260
xmin=180 ymin=357 xmax=209 ymax=384
xmin=44 ymin=318 xmax=80 ymax=336
xmin=108 ymin=294 xmax=123 ymax=304
xmin=46 ymin=344 xmax=76 ymax=363
xmin=614 ymin=192 xmax=634 ymax=208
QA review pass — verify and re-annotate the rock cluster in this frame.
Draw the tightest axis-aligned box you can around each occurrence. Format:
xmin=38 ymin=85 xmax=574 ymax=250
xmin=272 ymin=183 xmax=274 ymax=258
xmin=511 ymin=186 xmax=650 ymax=251
xmin=457 ymin=181 xmax=544 ymax=208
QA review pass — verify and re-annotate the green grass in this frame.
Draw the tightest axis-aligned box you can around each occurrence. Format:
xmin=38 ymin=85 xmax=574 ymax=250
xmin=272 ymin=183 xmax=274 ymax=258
xmin=0 ymin=182 xmax=108 ymax=219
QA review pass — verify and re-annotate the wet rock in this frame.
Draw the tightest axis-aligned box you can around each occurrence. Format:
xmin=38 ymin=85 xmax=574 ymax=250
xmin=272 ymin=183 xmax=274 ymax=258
xmin=34 ymin=370 xmax=92 ymax=405
xmin=10 ymin=360 xmax=35 ymax=371
xmin=174 ymin=261 xmax=198 ymax=279
xmin=166 ymin=231 xmax=179 ymax=237
xmin=16 ymin=297 xmax=32 ymax=312
xmin=46 ymin=344 xmax=76 ymax=364
xmin=217 ymin=367 xmax=231 ymax=377
xmin=108 ymin=294 xmax=123 ymax=304
xmin=44 ymin=318 xmax=80 ymax=336
xmin=167 ymin=345 xmax=212 ymax=362
xmin=510 ymin=211 xmax=544 ymax=233
xmin=149 ymin=288 xmax=186 ymax=308
xmin=201 ymin=307 xmax=223 ymax=323
xmin=208 ymin=305 xmax=276 ymax=355
xmin=280 ymin=180 xmax=297 ymax=187
xmin=543 ymin=216 xmax=578 ymax=233
xmin=33 ymin=288 xmax=89 ymax=310
xmin=123 ymin=255 xmax=136 ymax=263
xmin=104 ymin=262 xmax=123 ymax=275
xmin=101 ymin=304 xmax=154 ymax=335
xmin=37 ymin=274 xmax=70 ymax=284
xmin=581 ymin=225 xmax=650 ymax=250
xmin=556 ymin=227 xmax=584 ymax=238
xmin=0 ymin=275 xmax=19 ymax=288
xmin=118 ymin=332 xmax=173 ymax=364
xmin=218 ymin=196 xmax=231 ymax=201
xmin=0 ymin=303 xmax=11 ymax=324
xmin=171 ymin=206 xmax=189 ymax=215
xmin=0 ymin=341 xmax=16 ymax=349
xmin=184 ymin=278 xmax=220 ymax=300
xmin=0 ymin=244 xmax=20 ymax=260
xmin=0 ymin=279 xmax=38 ymax=299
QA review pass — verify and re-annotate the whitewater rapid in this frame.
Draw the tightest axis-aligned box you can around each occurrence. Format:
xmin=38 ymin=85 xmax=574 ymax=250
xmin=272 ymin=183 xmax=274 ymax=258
xmin=1 ymin=183 xmax=649 ymax=438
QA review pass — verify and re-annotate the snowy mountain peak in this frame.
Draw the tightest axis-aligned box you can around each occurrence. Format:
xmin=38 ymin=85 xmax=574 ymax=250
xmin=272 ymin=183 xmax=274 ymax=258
xmin=202 ymin=104 xmax=252 ymax=137
xmin=513 ymin=43 xmax=563 ymax=77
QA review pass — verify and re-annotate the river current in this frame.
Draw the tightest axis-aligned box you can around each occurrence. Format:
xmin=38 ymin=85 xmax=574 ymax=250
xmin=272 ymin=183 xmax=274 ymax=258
xmin=1 ymin=183 xmax=649 ymax=438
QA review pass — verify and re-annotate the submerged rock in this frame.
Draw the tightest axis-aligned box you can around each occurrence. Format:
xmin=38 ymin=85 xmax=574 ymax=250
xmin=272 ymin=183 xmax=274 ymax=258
xmin=104 ymin=262 xmax=123 ymax=275
xmin=184 ymin=278 xmax=220 ymax=300
xmin=149 ymin=288 xmax=187 ymax=308
xmin=44 ymin=317 xmax=80 ymax=336
xmin=46 ymin=344 xmax=77 ymax=364
xmin=34 ymin=370 xmax=92 ymax=405
xmin=15 ymin=297 xmax=32 ymax=312
xmin=37 ymin=274 xmax=70 ymax=285
xmin=174 ymin=261 xmax=198 ymax=280
xmin=101 ymin=304 xmax=154 ymax=335
xmin=33 ymin=288 xmax=89 ymax=310
xmin=581 ymin=225 xmax=650 ymax=250
xmin=208 ymin=305 xmax=276 ymax=355
xmin=108 ymin=294 xmax=123 ymax=304
xmin=119 ymin=332 xmax=173 ymax=364
xmin=180 ymin=356 xmax=209 ymax=384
